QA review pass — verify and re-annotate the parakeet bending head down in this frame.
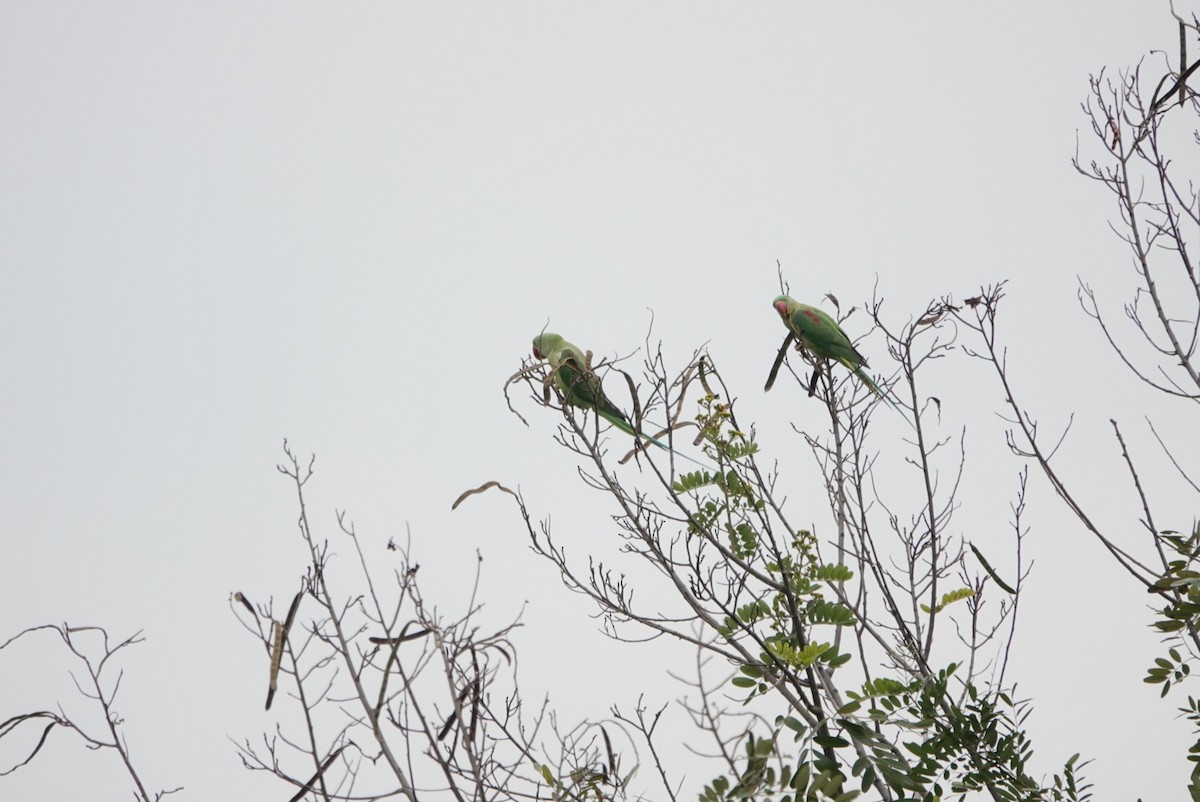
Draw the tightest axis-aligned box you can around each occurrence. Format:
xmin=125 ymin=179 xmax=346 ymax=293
xmin=530 ymin=332 xmax=712 ymax=467
xmin=531 ymin=332 xmax=626 ymax=424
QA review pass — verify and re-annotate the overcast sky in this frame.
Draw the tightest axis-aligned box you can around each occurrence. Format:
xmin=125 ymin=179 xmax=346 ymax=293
xmin=2 ymin=2 xmax=1196 ymax=799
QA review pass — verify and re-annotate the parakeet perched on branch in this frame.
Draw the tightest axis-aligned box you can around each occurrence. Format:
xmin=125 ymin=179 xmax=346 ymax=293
xmin=531 ymin=332 xmax=710 ymax=467
xmin=766 ymin=295 xmax=912 ymax=427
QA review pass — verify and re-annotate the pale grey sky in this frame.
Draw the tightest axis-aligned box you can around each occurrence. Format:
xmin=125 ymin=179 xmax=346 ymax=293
xmin=2 ymin=2 xmax=1195 ymax=799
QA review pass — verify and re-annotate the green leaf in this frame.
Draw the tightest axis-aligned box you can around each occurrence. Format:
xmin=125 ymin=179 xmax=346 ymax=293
xmin=813 ymin=563 xmax=855 ymax=582
xmin=797 ymin=642 xmax=833 ymax=667
xmin=809 ymin=598 xmax=856 ymax=626
xmin=792 ymin=763 xmax=811 ymax=790
xmin=672 ymin=470 xmax=717 ymax=493
xmin=813 ymin=733 xmax=851 ymax=749
xmin=828 ymin=651 xmax=854 ymax=668
xmin=780 ymin=716 xmax=807 ymax=735
xmin=925 ymin=587 xmax=976 ymax=613
xmin=938 ymin=587 xmax=976 ymax=608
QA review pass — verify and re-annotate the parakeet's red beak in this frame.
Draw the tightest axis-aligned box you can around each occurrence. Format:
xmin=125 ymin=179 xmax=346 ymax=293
xmin=773 ymin=300 xmax=789 ymax=316
xmin=532 ymin=346 xmax=543 ymax=360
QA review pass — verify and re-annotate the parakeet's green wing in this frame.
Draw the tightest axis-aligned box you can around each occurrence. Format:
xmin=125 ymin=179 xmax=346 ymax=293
xmin=771 ymin=296 xmax=915 ymax=429
xmin=533 ymin=335 xmax=624 ymax=420
xmin=789 ymin=305 xmax=867 ymax=370
xmin=553 ymin=351 xmax=628 ymax=423
xmin=532 ymin=331 xmax=713 ymax=469
xmin=553 ymin=351 xmax=692 ymax=451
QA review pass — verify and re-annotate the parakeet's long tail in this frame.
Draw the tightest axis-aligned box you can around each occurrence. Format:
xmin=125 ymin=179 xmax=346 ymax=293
xmin=853 ymin=368 xmax=917 ymax=431
xmin=599 ymin=410 xmax=714 ymax=471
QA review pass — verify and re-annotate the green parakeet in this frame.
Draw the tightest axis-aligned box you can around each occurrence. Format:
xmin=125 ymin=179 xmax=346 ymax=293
xmin=767 ymin=295 xmax=912 ymax=426
xmin=531 ymin=332 xmax=709 ymax=468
